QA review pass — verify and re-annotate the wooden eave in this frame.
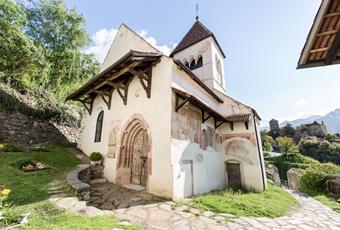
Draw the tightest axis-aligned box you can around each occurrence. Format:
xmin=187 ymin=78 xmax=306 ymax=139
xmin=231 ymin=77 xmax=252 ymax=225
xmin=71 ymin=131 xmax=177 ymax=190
xmin=173 ymin=59 xmax=224 ymax=103
xmin=66 ymin=50 xmax=161 ymax=101
xmin=66 ymin=50 xmax=161 ymax=114
xmin=173 ymin=87 xmax=235 ymax=130
xmin=298 ymin=0 xmax=340 ymax=68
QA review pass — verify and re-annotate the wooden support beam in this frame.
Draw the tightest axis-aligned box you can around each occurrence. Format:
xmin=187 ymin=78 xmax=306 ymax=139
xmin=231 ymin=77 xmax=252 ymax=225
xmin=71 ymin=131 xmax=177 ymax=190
xmin=309 ymin=47 xmax=330 ymax=53
xmin=325 ymin=29 xmax=340 ymax=65
xmin=129 ymin=67 xmax=152 ymax=98
xmin=245 ymin=122 xmax=249 ymax=130
xmin=175 ymin=94 xmax=189 ymax=112
xmin=77 ymin=96 xmax=94 ymax=115
xmin=215 ymin=119 xmax=225 ymax=129
xmin=201 ymin=110 xmax=212 ymax=123
xmin=230 ymin=122 xmax=234 ymax=130
xmin=101 ymin=88 xmax=114 ymax=109
xmin=325 ymin=12 xmax=340 ymax=18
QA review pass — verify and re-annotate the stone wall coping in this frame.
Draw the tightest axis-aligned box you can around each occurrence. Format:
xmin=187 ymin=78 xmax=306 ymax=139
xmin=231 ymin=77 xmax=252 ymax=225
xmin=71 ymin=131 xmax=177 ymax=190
xmin=67 ymin=164 xmax=90 ymax=192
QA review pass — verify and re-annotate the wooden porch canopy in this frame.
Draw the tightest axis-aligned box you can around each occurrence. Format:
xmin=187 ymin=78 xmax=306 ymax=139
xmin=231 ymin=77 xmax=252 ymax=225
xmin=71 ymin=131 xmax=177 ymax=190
xmin=298 ymin=0 xmax=340 ymax=68
xmin=66 ymin=50 xmax=162 ymax=115
xmin=173 ymin=87 xmax=251 ymax=130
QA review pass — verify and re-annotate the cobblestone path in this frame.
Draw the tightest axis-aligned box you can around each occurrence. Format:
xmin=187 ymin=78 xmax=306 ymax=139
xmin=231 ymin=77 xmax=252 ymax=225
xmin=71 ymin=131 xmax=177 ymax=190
xmin=112 ymin=190 xmax=340 ymax=230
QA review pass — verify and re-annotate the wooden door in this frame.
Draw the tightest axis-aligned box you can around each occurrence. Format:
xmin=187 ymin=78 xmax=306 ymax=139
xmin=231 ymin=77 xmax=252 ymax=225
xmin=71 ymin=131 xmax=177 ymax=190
xmin=226 ymin=163 xmax=242 ymax=189
xmin=130 ymin=130 xmax=148 ymax=186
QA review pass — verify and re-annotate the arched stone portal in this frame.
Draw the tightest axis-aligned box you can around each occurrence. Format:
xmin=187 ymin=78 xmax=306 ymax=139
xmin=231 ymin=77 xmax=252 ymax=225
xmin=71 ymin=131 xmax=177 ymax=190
xmin=116 ymin=115 xmax=151 ymax=187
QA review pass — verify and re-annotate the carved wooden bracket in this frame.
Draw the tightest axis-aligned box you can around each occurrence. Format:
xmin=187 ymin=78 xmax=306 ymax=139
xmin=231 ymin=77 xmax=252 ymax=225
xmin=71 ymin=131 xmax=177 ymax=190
xmin=230 ymin=122 xmax=234 ymax=130
xmin=175 ymin=94 xmax=189 ymax=112
xmin=245 ymin=122 xmax=249 ymax=130
xmin=91 ymin=89 xmax=114 ymax=109
xmin=77 ymin=96 xmax=95 ymax=115
xmin=201 ymin=110 xmax=212 ymax=123
xmin=215 ymin=119 xmax=226 ymax=129
xmin=105 ymin=80 xmax=132 ymax=105
xmin=129 ymin=67 xmax=152 ymax=98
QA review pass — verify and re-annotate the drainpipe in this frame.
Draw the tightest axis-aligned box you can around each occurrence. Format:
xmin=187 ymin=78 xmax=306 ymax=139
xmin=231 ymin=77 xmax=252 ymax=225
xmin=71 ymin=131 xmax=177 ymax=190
xmin=252 ymin=111 xmax=266 ymax=191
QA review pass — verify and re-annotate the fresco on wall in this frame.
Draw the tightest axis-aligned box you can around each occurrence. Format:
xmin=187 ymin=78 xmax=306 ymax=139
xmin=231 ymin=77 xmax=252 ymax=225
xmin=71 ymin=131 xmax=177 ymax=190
xmin=224 ymin=139 xmax=254 ymax=165
xmin=171 ymin=105 xmax=201 ymax=144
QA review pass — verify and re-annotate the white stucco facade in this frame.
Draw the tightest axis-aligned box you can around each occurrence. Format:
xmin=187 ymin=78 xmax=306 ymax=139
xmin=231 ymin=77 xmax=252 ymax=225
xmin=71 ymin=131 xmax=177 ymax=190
xmin=73 ymin=22 xmax=266 ymax=199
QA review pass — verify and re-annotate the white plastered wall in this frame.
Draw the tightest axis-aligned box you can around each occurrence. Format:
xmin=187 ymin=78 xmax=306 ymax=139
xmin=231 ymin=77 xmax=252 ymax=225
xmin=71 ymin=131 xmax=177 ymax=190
xmin=77 ymin=24 xmax=173 ymax=198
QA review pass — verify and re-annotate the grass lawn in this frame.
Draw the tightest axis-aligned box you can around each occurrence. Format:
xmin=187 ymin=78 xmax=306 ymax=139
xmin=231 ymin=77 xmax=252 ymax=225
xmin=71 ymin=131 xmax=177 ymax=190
xmin=187 ymin=183 xmax=297 ymax=218
xmin=0 ymin=145 xmax=140 ymax=230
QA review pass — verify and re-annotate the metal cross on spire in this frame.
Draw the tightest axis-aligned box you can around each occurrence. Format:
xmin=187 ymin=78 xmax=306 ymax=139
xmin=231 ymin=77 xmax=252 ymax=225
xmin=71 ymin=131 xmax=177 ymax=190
xmin=195 ymin=3 xmax=199 ymax=20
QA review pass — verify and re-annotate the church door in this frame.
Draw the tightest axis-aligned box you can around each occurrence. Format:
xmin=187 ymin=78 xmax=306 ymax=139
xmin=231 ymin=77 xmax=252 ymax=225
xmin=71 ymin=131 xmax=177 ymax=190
xmin=226 ymin=163 xmax=242 ymax=189
xmin=130 ymin=130 xmax=148 ymax=186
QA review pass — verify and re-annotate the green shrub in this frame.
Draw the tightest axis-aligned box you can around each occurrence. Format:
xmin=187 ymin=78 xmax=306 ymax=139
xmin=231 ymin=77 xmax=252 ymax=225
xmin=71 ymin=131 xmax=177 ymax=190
xmin=0 ymin=143 xmax=25 ymax=152
xmin=90 ymin=152 xmax=102 ymax=161
xmin=300 ymin=163 xmax=340 ymax=193
xmin=266 ymin=153 xmax=319 ymax=180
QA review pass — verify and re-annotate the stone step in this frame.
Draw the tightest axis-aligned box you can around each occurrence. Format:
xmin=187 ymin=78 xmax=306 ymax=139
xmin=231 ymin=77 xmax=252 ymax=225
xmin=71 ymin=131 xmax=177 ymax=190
xmin=90 ymin=178 xmax=108 ymax=185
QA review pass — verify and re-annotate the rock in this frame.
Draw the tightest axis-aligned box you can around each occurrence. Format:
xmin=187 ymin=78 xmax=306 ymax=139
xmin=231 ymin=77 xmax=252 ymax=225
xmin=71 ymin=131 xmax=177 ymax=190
xmin=100 ymin=201 xmax=114 ymax=210
xmin=202 ymin=211 xmax=215 ymax=217
xmin=90 ymin=178 xmax=107 ymax=184
xmin=83 ymin=206 xmax=104 ymax=217
xmin=266 ymin=164 xmax=281 ymax=186
xmin=117 ymin=202 xmax=130 ymax=209
xmin=54 ymin=197 xmax=78 ymax=210
xmin=287 ymin=168 xmax=304 ymax=190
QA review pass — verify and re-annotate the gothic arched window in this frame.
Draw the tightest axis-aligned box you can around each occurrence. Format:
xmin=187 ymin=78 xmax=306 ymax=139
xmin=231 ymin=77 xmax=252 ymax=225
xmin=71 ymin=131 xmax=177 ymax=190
xmin=215 ymin=55 xmax=222 ymax=83
xmin=94 ymin=111 xmax=104 ymax=142
xmin=196 ymin=56 xmax=203 ymax=68
xmin=189 ymin=59 xmax=196 ymax=70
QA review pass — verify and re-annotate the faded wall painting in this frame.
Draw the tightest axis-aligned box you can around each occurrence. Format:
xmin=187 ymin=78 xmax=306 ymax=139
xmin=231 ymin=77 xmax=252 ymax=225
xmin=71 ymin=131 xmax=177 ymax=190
xmin=171 ymin=104 xmax=201 ymax=144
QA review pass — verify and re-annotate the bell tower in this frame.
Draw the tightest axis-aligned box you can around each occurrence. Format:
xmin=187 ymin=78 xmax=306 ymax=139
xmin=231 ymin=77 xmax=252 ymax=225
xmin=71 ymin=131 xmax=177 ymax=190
xmin=170 ymin=19 xmax=227 ymax=94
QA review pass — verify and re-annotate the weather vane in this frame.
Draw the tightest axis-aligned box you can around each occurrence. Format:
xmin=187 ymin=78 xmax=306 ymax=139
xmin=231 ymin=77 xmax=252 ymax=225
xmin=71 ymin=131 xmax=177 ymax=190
xmin=195 ymin=3 xmax=199 ymax=20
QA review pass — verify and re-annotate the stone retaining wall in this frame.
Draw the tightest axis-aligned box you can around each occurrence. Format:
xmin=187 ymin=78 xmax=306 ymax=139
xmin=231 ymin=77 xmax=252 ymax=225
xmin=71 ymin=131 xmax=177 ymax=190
xmin=0 ymin=110 xmax=78 ymax=144
xmin=327 ymin=175 xmax=340 ymax=194
xmin=67 ymin=164 xmax=104 ymax=202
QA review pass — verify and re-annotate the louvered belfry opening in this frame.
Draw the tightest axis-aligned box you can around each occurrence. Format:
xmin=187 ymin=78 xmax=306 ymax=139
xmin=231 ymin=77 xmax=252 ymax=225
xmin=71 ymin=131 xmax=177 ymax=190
xmin=94 ymin=111 xmax=104 ymax=142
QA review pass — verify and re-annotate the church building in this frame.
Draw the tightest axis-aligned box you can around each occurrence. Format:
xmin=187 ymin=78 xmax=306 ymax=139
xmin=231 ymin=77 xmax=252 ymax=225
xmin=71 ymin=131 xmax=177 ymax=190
xmin=67 ymin=19 xmax=267 ymax=198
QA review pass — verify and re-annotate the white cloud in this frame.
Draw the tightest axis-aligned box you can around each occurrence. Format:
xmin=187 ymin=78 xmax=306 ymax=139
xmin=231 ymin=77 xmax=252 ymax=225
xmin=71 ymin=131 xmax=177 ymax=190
xmin=137 ymin=29 xmax=173 ymax=56
xmin=293 ymin=99 xmax=308 ymax=107
xmin=85 ymin=28 xmax=175 ymax=63
xmin=85 ymin=28 xmax=118 ymax=63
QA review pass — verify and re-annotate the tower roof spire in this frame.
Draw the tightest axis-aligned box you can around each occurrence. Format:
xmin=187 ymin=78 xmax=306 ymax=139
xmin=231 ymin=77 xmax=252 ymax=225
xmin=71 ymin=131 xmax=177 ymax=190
xmin=170 ymin=20 xmax=226 ymax=58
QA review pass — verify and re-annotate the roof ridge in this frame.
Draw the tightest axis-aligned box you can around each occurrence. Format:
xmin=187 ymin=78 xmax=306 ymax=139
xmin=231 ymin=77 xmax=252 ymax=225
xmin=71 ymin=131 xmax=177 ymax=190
xmin=170 ymin=20 xmax=225 ymax=58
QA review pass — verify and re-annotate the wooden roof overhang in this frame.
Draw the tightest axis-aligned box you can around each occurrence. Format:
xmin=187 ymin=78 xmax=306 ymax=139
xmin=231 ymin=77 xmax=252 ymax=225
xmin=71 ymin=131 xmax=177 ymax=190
xmin=298 ymin=0 xmax=340 ymax=68
xmin=66 ymin=50 xmax=162 ymax=115
xmin=173 ymin=59 xmax=224 ymax=103
xmin=173 ymin=87 xmax=251 ymax=130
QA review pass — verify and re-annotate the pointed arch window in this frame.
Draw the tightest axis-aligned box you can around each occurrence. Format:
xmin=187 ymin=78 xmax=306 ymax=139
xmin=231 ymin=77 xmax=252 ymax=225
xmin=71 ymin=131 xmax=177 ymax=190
xmin=196 ymin=56 xmax=203 ymax=68
xmin=215 ymin=55 xmax=222 ymax=83
xmin=94 ymin=111 xmax=104 ymax=142
xmin=184 ymin=61 xmax=189 ymax=68
xmin=189 ymin=59 xmax=196 ymax=70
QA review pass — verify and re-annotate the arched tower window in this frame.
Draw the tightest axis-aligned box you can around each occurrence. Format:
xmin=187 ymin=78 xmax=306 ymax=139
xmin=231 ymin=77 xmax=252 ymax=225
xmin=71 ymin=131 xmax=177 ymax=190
xmin=94 ymin=111 xmax=104 ymax=142
xmin=189 ymin=58 xmax=196 ymax=70
xmin=184 ymin=61 xmax=189 ymax=68
xmin=215 ymin=55 xmax=222 ymax=83
xmin=196 ymin=56 xmax=203 ymax=68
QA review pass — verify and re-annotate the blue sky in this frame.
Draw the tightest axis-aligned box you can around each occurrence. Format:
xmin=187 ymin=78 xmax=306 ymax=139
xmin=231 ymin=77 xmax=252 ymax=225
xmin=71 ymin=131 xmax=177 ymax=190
xmin=65 ymin=0 xmax=340 ymax=125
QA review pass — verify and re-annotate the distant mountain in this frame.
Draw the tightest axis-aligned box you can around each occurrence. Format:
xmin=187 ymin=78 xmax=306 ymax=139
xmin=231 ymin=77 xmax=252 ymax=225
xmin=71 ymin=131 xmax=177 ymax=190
xmin=279 ymin=109 xmax=340 ymax=134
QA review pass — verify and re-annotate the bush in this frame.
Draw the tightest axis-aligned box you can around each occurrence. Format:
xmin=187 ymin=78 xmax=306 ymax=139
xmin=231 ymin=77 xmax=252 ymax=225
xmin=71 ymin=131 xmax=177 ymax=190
xmin=0 ymin=143 xmax=25 ymax=152
xmin=266 ymin=153 xmax=319 ymax=180
xmin=300 ymin=163 xmax=340 ymax=193
xmin=90 ymin=152 xmax=102 ymax=161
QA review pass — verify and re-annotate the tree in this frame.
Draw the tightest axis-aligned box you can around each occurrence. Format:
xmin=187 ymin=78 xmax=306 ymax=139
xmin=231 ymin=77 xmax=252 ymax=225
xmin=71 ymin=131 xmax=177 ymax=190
xmin=279 ymin=124 xmax=295 ymax=139
xmin=276 ymin=137 xmax=295 ymax=155
xmin=0 ymin=0 xmax=48 ymax=89
xmin=22 ymin=0 xmax=99 ymax=97
xmin=262 ymin=135 xmax=273 ymax=152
